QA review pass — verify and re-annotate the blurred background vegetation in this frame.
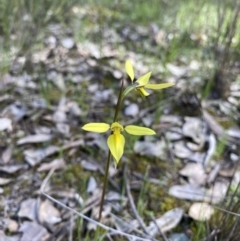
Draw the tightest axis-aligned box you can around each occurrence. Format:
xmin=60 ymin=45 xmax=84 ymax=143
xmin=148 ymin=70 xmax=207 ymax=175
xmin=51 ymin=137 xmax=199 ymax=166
xmin=1 ymin=0 xmax=239 ymax=109
xmin=0 ymin=0 xmax=239 ymax=74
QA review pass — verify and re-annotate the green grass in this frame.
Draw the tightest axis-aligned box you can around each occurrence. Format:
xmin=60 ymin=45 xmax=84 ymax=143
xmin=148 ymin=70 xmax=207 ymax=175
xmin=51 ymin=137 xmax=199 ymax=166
xmin=137 ymin=165 xmax=150 ymax=216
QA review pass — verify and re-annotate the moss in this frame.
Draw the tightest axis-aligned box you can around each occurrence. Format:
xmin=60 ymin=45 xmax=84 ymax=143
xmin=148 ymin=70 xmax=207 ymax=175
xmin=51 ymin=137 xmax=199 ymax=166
xmin=39 ymin=80 xmax=62 ymax=106
xmin=12 ymin=148 xmax=25 ymax=163
xmin=51 ymin=164 xmax=87 ymax=191
xmin=160 ymin=196 xmax=179 ymax=212
xmin=126 ymin=153 xmax=184 ymax=220
xmin=2 ymin=186 xmax=11 ymax=196
xmin=218 ymin=119 xmax=236 ymax=129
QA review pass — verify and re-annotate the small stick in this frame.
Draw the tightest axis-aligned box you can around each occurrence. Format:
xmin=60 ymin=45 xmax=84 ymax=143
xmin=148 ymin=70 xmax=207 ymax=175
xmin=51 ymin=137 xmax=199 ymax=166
xmin=148 ymin=214 xmax=169 ymax=241
xmin=98 ymin=150 xmax=111 ymax=221
xmin=123 ymin=163 xmax=149 ymax=235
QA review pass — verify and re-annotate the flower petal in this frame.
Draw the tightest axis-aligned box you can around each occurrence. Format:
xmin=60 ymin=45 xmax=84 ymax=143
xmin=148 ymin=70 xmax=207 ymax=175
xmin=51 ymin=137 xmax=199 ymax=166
xmin=125 ymin=60 xmax=134 ymax=81
xmin=145 ymin=83 xmax=175 ymax=90
xmin=137 ymin=87 xmax=150 ymax=97
xmin=82 ymin=123 xmax=110 ymax=133
xmin=107 ymin=133 xmax=125 ymax=164
xmin=136 ymin=72 xmax=151 ymax=86
xmin=125 ymin=125 xmax=156 ymax=135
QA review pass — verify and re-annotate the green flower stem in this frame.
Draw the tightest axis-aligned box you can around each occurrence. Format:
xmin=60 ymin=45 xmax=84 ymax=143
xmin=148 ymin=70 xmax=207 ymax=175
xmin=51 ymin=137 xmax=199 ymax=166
xmin=113 ymin=80 xmax=124 ymax=122
xmin=98 ymin=150 xmax=111 ymax=221
xmin=98 ymin=80 xmax=124 ymax=221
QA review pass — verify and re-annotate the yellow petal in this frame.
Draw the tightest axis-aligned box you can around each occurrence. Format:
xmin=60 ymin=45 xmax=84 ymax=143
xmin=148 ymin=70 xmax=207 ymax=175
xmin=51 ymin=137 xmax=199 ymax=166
xmin=125 ymin=60 xmax=134 ymax=81
xmin=107 ymin=133 xmax=125 ymax=164
xmin=82 ymin=123 xmax=110 ymax=133
xmin=125 ymin=125 xmax=156 ymax=135
xmin=145 ymin=83 xmax=175 ymax=90
xmin=137 ymin=87 xmax=150 ymax=97
xmin=136 ymin=72 xmax=151 ymax=86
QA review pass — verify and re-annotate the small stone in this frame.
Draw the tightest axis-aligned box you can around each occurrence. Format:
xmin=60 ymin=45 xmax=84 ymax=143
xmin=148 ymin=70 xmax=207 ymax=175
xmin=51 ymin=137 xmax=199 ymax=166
xmin=45 ymin=36 xmax=57 ymax=48
xmin=188 ymin=202 xmax=214 ymax=221
xmin=169 ymin=233 xmax=189 ymax=241
xmin=124 ymin=103 xmax=139 ymax=117
xmin=61 ymin=38 xmax=75 ymax=49
xmin=87 ymin=176 xmax=97 ymax=193
xmin=7 ymin=219 xmax=19 ymax=232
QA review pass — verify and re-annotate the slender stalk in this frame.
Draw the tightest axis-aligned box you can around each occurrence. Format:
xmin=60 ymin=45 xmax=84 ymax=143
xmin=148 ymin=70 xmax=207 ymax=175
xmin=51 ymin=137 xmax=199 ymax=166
xmin=98 ymin=150 xmax=111 ymax=221
xmin=98 ymin=80 xmax=124 ymax=221
xmin=113 ymin=80 xmax=124 ymax=122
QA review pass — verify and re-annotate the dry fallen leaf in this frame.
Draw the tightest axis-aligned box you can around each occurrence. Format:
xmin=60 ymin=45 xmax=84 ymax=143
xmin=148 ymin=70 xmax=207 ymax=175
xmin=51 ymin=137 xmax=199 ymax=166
xmin=0 ymin=177 xmax=12 ymax=186
xmin=173 ymin=141 xmax=193 ymax=159
xmin=19 ymin=221 xmax=49 ymax=241
xmin=1 ymin=146 xmax=13 ymax=164
xmin=38 ymin=199 xmax=61 ymax=225
xmin=169 ymin=184 xmax=207 ymax=201
xmin=179 ymin=163 xmax=207 ymax=186
xmin=205 ymin=181 xmax=228 ymax=204
xmin=87 ymin=176 xmax=97 ymax=194
xmin=24 ymin=146 xmax=59 ymax=166
xmin=134 ymin=140 xmax=166 ymax=158
xmin=37 ymin=158 xmax=66 ymax=172
xmin=17 ymin=134 xmax=52 ymax=145
xmin=0 ymin=118 xmax=12 ymax=131
xmin=81 ymin=159 xmax=99 ymax=171
xmin=2 ymin=102 xmax=27 ymax=121
xmin=147 ymin=208 xmax=184 ymax=235
xmin=182 ymin=117 xmax=205 ymax=144
xmin=0 ymin=164 xmax=27 ymax=174
xmin=67 ymin=101 xmax=82 ymax=117
xmin=18 ymin=199 xmax=38 ymax=221
xmin=0 ymin=230 xmax=21 ymax=241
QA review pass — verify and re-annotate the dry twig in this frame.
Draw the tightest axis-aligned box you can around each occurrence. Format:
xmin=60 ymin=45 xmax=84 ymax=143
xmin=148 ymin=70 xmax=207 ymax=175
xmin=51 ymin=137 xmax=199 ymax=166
xmin=123 ymin=163 xmax=150 ymax=236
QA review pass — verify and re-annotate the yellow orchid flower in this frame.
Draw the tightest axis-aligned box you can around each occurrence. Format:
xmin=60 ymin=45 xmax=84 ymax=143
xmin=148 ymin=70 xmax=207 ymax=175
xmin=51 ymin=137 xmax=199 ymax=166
xmin=125 ymin=60 xmax=174 ymax=97
xmin=82 ymin=122 xmax=155 ymax=164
